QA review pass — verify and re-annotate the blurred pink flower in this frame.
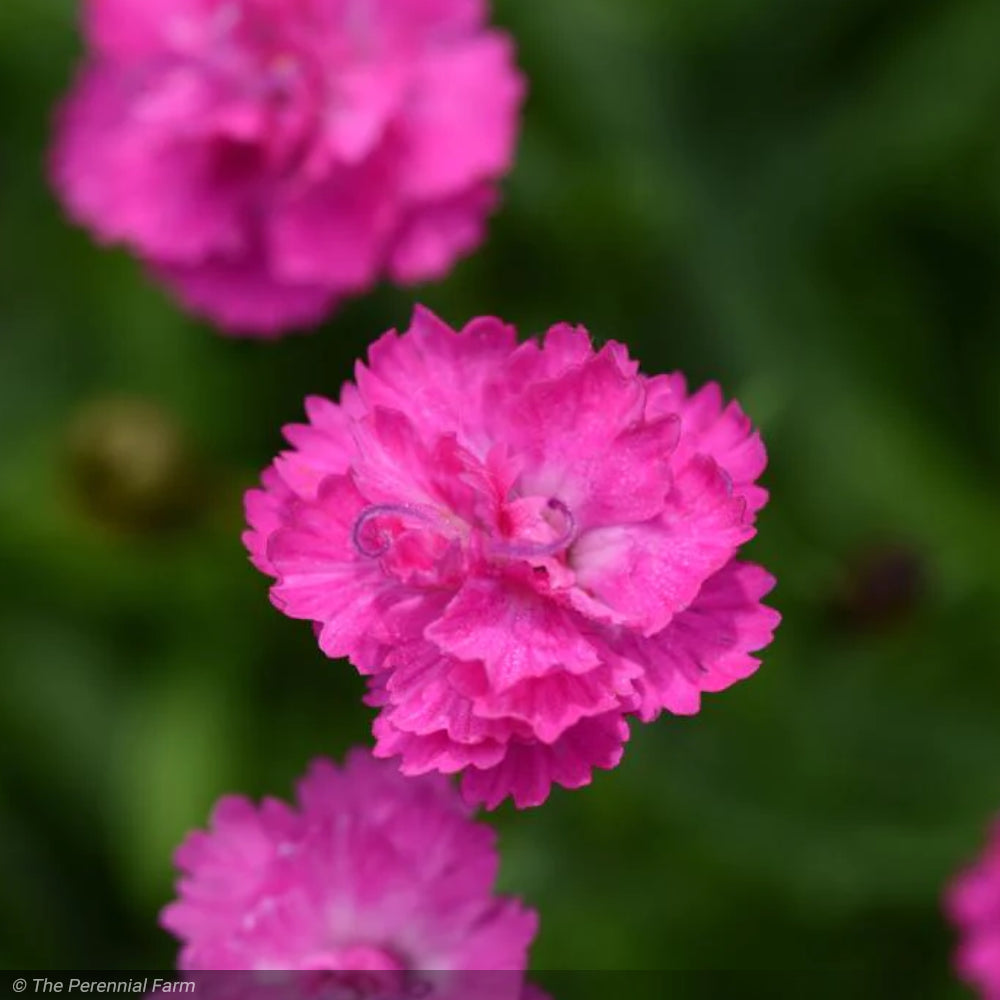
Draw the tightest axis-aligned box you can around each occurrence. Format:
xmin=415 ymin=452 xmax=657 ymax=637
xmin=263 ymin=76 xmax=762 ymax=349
xmin=51 ymin=0 xmax=524 ymax=336
xmin=161 ymin=749 xmax=537 ymax=976
xmin=947 ymin=817 xmax=1000 ymax=998
xmin=245 ymin=307 xmax=780 ymax=807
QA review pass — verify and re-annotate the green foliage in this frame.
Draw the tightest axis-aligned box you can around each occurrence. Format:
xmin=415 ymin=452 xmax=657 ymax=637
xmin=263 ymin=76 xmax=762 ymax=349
xmin=1 ymin=0 xmax=998 ymax=990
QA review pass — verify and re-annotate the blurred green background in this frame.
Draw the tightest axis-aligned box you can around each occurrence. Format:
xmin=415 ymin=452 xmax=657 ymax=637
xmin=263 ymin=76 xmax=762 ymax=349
xmin=2 ymin=0 xmax=1000 ymax=992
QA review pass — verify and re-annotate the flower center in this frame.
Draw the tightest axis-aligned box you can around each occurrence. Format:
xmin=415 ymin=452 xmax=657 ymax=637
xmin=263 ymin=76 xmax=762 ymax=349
xmin=351 ymin=497 xmax=577 ymax=574
xmin=488 ymin=498 xmax=577 ymax=559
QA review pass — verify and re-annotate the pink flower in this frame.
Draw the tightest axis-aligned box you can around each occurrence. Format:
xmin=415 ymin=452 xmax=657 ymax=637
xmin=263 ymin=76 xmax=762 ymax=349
xmin=245 ymin=307 xmax=780 ymax=808
xmin=947 ymin=817 xmax=1000 ymax=998
xmin=51 ymin=0 xmax=524 ymax=336
xmin=161 ymin=749 xmax=538 ymax=976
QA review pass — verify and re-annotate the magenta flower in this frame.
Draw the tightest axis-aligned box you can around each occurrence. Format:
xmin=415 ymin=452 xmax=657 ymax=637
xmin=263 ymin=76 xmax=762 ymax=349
xmin=245 ymin=307 xmax=780 ymax=808
xmin=51 ymin=1 xmax=524 ymax=336
xmin=161 ymin=750 xmax=537 ymax=974
xmin=947 ymin=817 xmax=1000 ymax=997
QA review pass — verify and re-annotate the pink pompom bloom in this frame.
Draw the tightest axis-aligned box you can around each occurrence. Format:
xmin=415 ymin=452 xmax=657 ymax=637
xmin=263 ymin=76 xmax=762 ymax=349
xmin=245 ymin=307 xmax=780 ymax=808
xmin=161 ymin=750 xmax=537 ymax=976
xmin=51 ymin=0 xmax=524 ymax=336
xmin=947 ymin=817 xmax=1000 ymax=997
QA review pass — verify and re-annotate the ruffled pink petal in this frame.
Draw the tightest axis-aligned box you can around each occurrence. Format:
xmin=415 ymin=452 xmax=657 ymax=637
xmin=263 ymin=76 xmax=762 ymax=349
xmin=353 ymin=428 xmax=503 ymax=539
xmin=271 ymin=397 xmax=358 ymax=500
xmin=379 ymin=644 xmax=531 ymax=745
xmin=243 ymin=392 xmax=365 ymax=573
xmin=84 ymin=0 xmax=207 ymax=57
xmin=460 ymin=712 xmax=630 ymax=809
xmin=372 ymin=0 xmax=487 ymax=43
xmin=448 ymin=901 xmax=539 ymax=973
xmin=269 ymin=158 xmax=397 ymax=291
xmin=426 ymin=577 xmax=601 ymax=691
xmin=356 ymin=306 xmax=517 ymax=443
xmin=570 ymin=456 xmax=755 ymax=634
xmin=675 ymin=562 xmax=780 ymax=694
xmin=604 ymin=561 xmax=779 ymax=720
xmin=153 ymin=250 xmax=335 ymax=336
xmin=388 ymin=182 xmax=498 ymax=284
xmin=243 ymin=466 xmax=296 ymax=574
xmin=490 ymin=323 xmax=599 ymax=391
xmin=322 ymin=62 xmax=411 ymax=164
xmin=373 ymin=716 xmax=509 ymax=775
xmin=379 ymin=639 xmax=632 ymax=748
xmin=464 ymin=664 xmax=634 ymax=744
xmin=647 ymin=374 xmax=769 ymax=515
xmin=489 ymin=348 xmax=646 ymax=503
xmin=162 ymin=795 xmax=288 ymax=965
xmin=399 ymin=34 xmax=523 ymax=200
xmin=348 ymin=407 xmax=442 ymax=506
xmin=267 ymin=476 xmax=403 ymax=661
xmin=352 ymin=747 xmax=468 ymax=816
xmin=575 ymin=415 xmax=680 ymax=528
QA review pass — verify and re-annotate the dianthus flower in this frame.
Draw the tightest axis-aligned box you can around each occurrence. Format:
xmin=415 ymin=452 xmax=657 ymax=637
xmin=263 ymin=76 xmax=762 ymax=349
xmin=161 ymin=750 xmax=537 ymax=976
xmin=947 ymin=816 xmax=1000 ymax=997
xmin=51 ymin=1 xmax=524 ymax=335
xmin=245 ymin=307 xmax=780 ymax=807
